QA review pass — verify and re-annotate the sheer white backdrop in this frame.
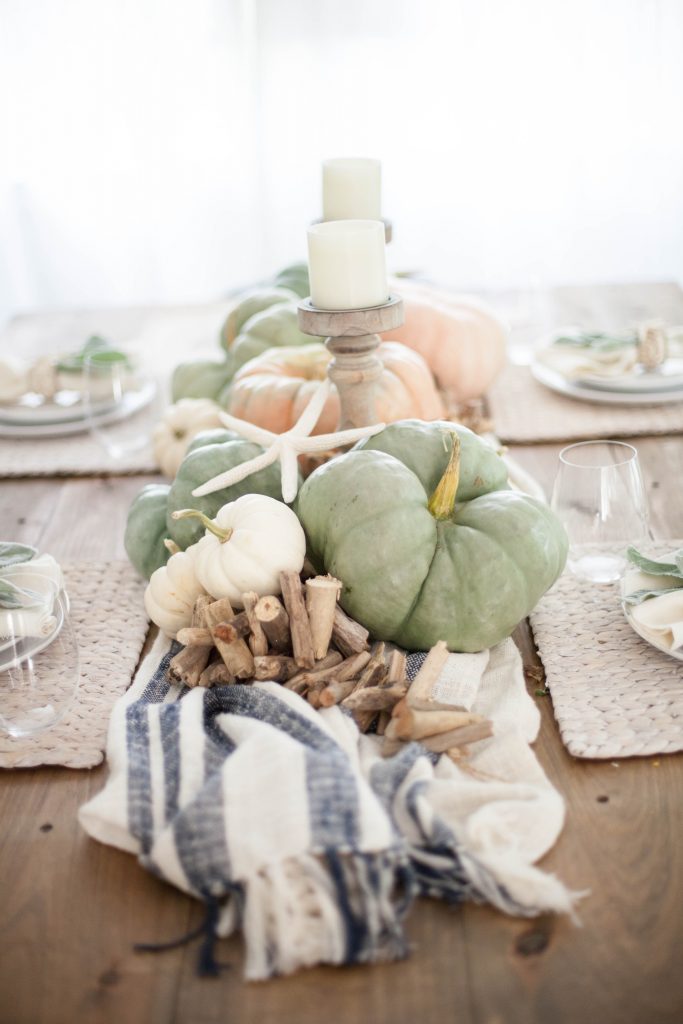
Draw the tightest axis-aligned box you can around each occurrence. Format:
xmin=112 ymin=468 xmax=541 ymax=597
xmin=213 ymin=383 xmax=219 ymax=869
xmin=1 ymin=0 xmax=682 ymax=330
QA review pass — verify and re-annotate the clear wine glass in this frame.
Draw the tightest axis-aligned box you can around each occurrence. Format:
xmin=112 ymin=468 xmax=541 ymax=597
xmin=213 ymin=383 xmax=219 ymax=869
xmin=82 ymin=349 xmax=161 ymax=461
xmin=550 ymin=440 xmax=649 ymax=583
xmin=0 ymin=568 xmax=79 ymax=738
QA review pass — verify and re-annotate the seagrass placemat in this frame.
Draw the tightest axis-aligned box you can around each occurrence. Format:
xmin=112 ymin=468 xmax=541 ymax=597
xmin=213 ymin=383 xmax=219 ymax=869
xmin=0 ymin=434 xmax=158 ymax=477
xmin=0 ymin=560 xmax=149 ymax=769
xmin=488 ymin=364 xmax=683 ymax=444
xmin=529 ymin=544 xmax=683 ymax=759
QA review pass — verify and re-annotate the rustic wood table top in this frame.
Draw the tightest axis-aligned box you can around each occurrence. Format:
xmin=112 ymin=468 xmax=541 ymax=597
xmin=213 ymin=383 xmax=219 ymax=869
xmin=1 ymin=282 xmax=682 ymax=1024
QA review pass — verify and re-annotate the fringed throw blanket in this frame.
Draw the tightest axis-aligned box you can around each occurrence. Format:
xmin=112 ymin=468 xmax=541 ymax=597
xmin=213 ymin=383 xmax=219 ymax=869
xmin=80 ymin=634 xmax=577 ymax=980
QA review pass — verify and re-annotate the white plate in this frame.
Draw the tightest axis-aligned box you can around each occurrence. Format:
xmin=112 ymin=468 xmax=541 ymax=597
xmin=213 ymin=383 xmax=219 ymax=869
xmin=0 ymin=381 xmax=156 ymax=439
xmin=0 ymin=591 xmax=66 ymax=673
xmin=0 ymin=392 xmax=118 ymax=426
xmin=621 ymin=559 xmax=683 ymax=663
xmin=531 ymin=361 xmax=683 ymax=406
xmin=578 ymin=358 xmax=683 ymax=393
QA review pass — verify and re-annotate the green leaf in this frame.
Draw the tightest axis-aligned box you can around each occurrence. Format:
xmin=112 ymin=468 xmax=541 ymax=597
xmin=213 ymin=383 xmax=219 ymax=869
xmin=56 ymin=335 xmax=130 ymax=373
xmin=626 ymin=546 xmax=683 ymax=579
xmin=0 ymin=578 xmax=44 ymax=610
xmin=0 ymin=542 xmax=37 ymax=571
xmin=553 ymin=330 xmax=637 ymax=352
xmin=623 ymin=585 xmax=683 ymax=605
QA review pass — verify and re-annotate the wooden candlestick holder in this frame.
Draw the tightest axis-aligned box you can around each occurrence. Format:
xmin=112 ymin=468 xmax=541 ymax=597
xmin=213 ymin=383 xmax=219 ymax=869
xmin=297 ymin=295 xmax=404 ymax=430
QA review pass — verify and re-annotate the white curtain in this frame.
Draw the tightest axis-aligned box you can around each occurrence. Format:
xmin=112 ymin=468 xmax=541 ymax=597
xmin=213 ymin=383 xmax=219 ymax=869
xmin=1 ymin=0 xmax=682 ymax=330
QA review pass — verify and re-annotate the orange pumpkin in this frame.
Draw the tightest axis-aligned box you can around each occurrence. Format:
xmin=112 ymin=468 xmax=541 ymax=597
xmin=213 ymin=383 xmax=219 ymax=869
xmin=383 ymin=279 xmax=508 ymax=402
xmin=224 ymin=341 xmax=444 ymax=434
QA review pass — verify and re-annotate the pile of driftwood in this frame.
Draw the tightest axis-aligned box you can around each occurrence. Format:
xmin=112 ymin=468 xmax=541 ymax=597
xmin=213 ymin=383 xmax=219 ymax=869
xmin=168 ymin=571 xmax=492 ymax=761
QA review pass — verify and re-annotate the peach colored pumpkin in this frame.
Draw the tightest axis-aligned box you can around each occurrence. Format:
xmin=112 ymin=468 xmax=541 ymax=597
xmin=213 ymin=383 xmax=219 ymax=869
xmin=224 ymin=341 xmax=444 ymax=434
xmin=383 ymin=278 xmax=508 ymax=402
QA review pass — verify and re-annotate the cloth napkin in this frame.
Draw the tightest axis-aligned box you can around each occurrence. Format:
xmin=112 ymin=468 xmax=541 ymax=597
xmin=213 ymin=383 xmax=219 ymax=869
xmin=535 ymin=335 xmax=638 ymax=380
xmin=622 ymin=552 xmax=683 ymax=655
xmin=0 ymin=553 xmax=63 ymax=639
xmin=79 ymin=633 xmax=577 ymax=980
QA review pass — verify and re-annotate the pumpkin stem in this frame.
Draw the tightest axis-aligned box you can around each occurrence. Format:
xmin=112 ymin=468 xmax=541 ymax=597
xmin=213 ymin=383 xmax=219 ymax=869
xmin=428 ymin=433 xmax=461 ymax=520
xmin=163 ymin=538 xmax=181 ymax=555
xmin=171 ymin=509 xmax=233 ymax=543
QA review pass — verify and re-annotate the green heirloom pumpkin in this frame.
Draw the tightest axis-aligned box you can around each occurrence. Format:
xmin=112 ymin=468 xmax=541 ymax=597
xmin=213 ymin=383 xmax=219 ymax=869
xmin=167 ymin=439 xmax=301 ymax=549
xmin=186 ymin=428 xmax=243 ymax=454
xmin=220 ymin=288 xmax=299 ymax=353
xmin=171 ymin=358 xmax=234 ymax=402
xmin=273 ymin=262 xmax=310 ymax=299
xmin=124 ymin=483 xmax=172 ymax=580
xmin=296 ymin=421 xmax=567 ymax=652
xmin=223 ymin=305 xmax=323 ymax=390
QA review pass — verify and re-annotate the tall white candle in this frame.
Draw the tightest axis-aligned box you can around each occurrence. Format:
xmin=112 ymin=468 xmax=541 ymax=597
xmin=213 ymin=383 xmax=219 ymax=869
xmin=322 ymin=158 xmax=381 ymax=221
xmin=307 ymin=220 xmax=388 ymax=311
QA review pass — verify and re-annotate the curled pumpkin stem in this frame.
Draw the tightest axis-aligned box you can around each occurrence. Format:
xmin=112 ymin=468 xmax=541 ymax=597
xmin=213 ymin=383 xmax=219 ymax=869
xmin=171 ymin=508 xmax=233 ymax=543
xmin=428 ymin=433 xmax=461 ymax=520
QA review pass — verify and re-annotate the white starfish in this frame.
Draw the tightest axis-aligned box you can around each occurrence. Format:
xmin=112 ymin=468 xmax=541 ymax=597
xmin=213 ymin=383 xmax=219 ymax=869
xmin=191 ymin=379 xmax=385 ymax=504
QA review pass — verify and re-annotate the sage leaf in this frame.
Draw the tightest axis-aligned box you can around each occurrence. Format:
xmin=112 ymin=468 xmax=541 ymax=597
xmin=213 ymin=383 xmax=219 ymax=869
xmin=624 ymin=585 xmax=683 ymax=606
xmin=0 ymin=542 xmax=37 ymax=571
xmin=626 ymin=546 xmax=683 ymax=579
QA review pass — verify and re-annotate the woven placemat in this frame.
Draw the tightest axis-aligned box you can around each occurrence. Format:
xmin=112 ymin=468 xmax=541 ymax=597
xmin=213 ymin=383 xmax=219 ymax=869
xmin=488 ymin=364 xmax=683 ymax=444
xmin=0 ymin=434 xmax=158 ymax=477
xmin=0 ymin=561 xmax=149 ymax=769
xmin=530 ymin=543 xmax=683 ymax=759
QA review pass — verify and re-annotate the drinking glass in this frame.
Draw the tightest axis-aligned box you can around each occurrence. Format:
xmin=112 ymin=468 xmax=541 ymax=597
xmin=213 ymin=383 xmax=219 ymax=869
xmin=550 ymin=440 xmax=649 ymax=583
xmin=82 ymin=350 xmax=161 ymax=461
xmin=0 ymin=569 xmax=79 ymax=737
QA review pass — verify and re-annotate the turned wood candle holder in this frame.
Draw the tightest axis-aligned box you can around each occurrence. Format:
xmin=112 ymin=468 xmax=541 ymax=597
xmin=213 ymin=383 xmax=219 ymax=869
xmin=297 ymin=295 xmax=404 ymax=430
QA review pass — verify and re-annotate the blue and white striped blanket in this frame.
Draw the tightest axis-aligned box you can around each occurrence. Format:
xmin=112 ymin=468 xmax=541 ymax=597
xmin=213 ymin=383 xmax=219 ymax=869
xmin=80 ymin=634 xmax=576 ymax=980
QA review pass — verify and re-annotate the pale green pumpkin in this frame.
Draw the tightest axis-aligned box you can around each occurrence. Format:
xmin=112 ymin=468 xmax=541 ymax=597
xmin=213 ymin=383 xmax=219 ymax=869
xmin=296 ymin=420 xmax=567 ymax=652
xmin=273 ymin=262 xmax=310 ymax=298
xmin=124 ymin=483 xmax=172 ymax=580
xmin=219 ymin=287 xmax=299 ymax=353
xmin=171 ymin=358 xmax=234 ymax=402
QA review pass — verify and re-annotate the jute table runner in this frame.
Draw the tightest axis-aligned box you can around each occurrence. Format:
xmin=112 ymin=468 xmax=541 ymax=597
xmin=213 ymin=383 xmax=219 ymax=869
xmin=530 ymin=543 xmax=683 ymax=759
xmin=488 ymin=363 xmax=683 ymax=444
xmin=0 ymin=561 xmax=149 ymax=769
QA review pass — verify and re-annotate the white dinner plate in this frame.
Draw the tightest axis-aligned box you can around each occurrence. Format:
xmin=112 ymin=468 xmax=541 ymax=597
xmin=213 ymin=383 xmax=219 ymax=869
xmin=577 ymin=357 xmax=683 ymax=393
xmin=531 ymin=361 xmax=683 ymax=406
xmin=0 ymin=591 xmax=67 ymax=673
xmin=0 ymin=392 xmax=118 ymax=426
xmin=0 ymin=381 xmax=156 ymax=438
xmin=620 ymin=559 xmax=683 ymax=663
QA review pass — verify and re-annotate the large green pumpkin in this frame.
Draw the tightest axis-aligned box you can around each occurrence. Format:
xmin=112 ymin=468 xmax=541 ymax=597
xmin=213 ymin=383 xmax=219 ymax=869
xmin=124 ymin=483 xmax=172 ymax=580
xmin=273 ymin=262 xmax=309 ymax=298
xmin=171 ymin=358 xmax=234 ymax=402
xmin=222 ymin=305 xmax=322 ymax=391
xmin=166 ymin=439 xmax=299 ymax=549
xmin=219 ymin=287 xmax=299 ymax=353
xmin=296 ymin=420 xmax=567 ymax=652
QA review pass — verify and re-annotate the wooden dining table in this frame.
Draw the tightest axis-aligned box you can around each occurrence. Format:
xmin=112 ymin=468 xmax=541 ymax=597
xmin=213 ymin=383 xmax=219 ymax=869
xmin=1 ymin=281 xmax=682 ymax=1024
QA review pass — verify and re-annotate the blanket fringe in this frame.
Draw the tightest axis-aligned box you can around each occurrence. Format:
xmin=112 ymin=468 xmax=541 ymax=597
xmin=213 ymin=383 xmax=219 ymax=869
xmin=238 ymin=850 xmax=414 ymax=980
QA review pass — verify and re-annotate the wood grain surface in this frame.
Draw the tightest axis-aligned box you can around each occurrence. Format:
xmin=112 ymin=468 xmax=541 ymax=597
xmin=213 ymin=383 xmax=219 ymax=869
xmin=1 ymin=284 xmax=682 ymax=1024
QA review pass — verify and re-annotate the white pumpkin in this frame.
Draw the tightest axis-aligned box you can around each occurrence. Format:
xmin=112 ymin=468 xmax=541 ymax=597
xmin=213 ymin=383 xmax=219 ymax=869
xmin=152 ymin=398 xmax=225 ymax=478
xmin=173 ymin=495 xmax=306 ymax=607
xmin=144 ymin=549 xmax=207 ymax=638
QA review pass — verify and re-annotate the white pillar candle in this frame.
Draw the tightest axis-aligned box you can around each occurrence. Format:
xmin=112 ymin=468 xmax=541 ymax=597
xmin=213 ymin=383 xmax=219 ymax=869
xmin=307 ymin=220 xmax=389 ymax=311
xmin=322 ymin=158 xmax=381 ymax=221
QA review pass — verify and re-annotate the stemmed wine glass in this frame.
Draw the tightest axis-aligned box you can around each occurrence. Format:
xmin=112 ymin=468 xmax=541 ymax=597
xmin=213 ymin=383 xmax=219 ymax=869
xmin=550 ymin=440 xmax=649 ymax=583
xmin=82 ymin=349 xmax=162 ymax=462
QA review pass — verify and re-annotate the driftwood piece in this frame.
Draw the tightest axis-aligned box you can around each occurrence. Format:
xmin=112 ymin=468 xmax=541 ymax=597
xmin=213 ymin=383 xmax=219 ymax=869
xmin=175 ymin=626 xmax=213 ymax=647
xmin=252 ymin=655 xmax=299 ymax=682
xmin=213 ymin=611 xmax=250 ymax=644
xmin=341 ymin=682 xmax=408 ymax=712
xmin=168 ymin=595 xmax=213 ymax=687
xmin=389 ymin=705 xmax=484 ymax=742
xmin=198 ymin=661 xmax=234 ymax=687
xmin=405 ymin=641 xmax=454 ymax=711
xmin=280 ymin=571 xmax=315 ymax=669
xmin=336 ymin=650 xmax=372 ymax=681
xmin=305 ymin=575 xmax=342 ymax=660
xmin=318 ymin=678 xmax=358 ymax=708
xmin=350 ymin=643 xmax=387 ymax=693
xmin=284 ymin=652 xmax=344 ymax=690
xmin=419 ymin=720 xmax=494 ymax=754
xmin=205 ymin=597 xmax=255 ymax=680
xmin=254 ymin=595 xmax=291 ymax=654
xmin=331 ymin=605 xmax=370 ymax=657
xmin=387 ymin=649 xmax=407 ymax=685
xmin=242 ymin=591 xmax=269 ymax=657
xmin=376 ymin=710 xmax=391 ymax=736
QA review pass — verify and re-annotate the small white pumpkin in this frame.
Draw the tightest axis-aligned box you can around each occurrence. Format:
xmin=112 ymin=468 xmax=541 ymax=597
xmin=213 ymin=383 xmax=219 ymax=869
xmin=144 ymin=549 xmax=207 ymax=638
xmin=173 ymin=495 xmax=306 ymax=607
xmin=152 ymin=398 xmax=225 ymax=478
